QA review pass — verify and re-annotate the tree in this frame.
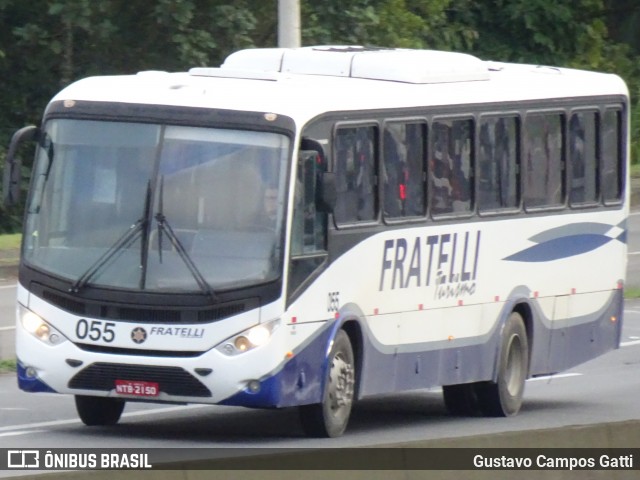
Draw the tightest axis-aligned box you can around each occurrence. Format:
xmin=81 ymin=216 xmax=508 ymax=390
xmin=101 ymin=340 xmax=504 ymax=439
xmin=0 ymin=0 xmax=638 ymax=232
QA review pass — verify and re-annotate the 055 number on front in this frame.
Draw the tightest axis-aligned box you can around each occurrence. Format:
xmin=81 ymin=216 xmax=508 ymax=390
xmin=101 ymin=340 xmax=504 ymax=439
xmin=75 ymin=319 xmax=116 ymax=343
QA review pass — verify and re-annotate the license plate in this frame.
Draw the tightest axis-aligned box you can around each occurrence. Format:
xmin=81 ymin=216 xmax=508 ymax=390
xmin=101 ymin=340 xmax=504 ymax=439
xmin=115 ymin=380 xmax=159 ymax=397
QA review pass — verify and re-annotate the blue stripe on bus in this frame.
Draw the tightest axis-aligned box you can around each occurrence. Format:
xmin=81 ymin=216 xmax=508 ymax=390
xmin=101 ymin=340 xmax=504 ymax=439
xmin=503 ymin=234 xmax=613 ymax=262
xmin=504 ymin=222 xmax=627 ymax=262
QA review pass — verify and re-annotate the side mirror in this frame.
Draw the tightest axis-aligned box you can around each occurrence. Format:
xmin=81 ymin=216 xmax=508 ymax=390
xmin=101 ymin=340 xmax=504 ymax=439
xmin=298 ymin=148 xmax=336 ymax=213
xmin=3 ymin=125 xmax=39 ymax=206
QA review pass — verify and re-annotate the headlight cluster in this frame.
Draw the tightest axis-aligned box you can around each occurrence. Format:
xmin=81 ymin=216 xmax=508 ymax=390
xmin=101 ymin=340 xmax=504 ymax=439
xmin=18 ymin=304 xmax=67 ymax=346
xmin=216 ymin=318 xmax=280 ymax=356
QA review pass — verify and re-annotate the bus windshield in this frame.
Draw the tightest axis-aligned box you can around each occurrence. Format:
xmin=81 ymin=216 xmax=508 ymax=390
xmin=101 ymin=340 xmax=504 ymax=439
xmin=24 ymin=119 xmax=290 ymax=293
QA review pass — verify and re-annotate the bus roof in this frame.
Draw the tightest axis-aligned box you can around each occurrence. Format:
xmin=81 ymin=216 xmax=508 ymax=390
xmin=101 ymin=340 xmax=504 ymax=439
xmin=52 ymin=46 xmax=629 ymax=125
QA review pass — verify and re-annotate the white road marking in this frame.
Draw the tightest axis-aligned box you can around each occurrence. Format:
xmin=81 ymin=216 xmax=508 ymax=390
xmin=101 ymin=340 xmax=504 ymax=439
xmin=527 ymin=373 xmax=582 ymax=382
xmin=0 ymin=430 xmax=45 ymax=438
xmin=0 ymin=326 xmax=15 ymax=332
xmin=0 ymin=404 xmax=210 ymax=434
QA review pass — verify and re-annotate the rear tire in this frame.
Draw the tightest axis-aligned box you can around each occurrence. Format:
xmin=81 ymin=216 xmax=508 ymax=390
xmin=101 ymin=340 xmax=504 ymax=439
xmin=75 ymin=395 xmax=125 ymax=426
xmin=476 ymin=312 xmax=529 ymax=417
xmin=299 ymin=329 xmax=355 ymax=437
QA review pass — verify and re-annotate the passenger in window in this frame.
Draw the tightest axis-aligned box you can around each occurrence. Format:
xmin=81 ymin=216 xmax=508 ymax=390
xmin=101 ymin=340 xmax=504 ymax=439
xmin=569 ymin=115 xmax=586 ymax=203
xmin=355 ymin=129 xmax=375 ymax=220
xmin=450 ymin=150 xmax=470 ymax=211
xmin=334 ymin=143 xmax=359 ymax=223
xmin=430 ymin=147 xmax=453 ymax=214
xmin=430 ymin=125 xmax=453 ymax=215
xmin=383 ymin=128 xmax=403 ymax=217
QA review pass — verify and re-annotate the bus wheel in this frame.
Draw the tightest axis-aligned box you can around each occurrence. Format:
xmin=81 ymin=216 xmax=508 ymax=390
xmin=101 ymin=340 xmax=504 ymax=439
xmin=443 ymin=383 xmax=478 ymax=416
xmin=299 ymin=329 xmax=355 ymax=437
xmin=476 ymin=312 xmax=529 ymax=417
xmin=75 ymin=395 xmax=125 ymax=426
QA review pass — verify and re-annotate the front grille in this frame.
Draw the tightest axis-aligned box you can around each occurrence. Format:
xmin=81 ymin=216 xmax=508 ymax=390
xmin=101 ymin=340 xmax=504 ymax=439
xmin=68 ymin=363 xmax=211 ymax=397
xmin=43 ymin=290 xmax=86 ymax=315
xmin=118 ymin=307 xmax=181 ymax=323
xmin=34 ymin=284 xmax=255 ymax=324
xmin=75 ymin=343 xmax=203 ymax=358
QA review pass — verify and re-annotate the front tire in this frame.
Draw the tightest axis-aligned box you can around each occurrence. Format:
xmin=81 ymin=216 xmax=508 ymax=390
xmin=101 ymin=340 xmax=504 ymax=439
xmin=299 ymin=329 xmax=355 ymax=437
xmin=476 ymin=312 xmax=529 ymax=417
xmin=75 ymin=395 xmax=125 ymax=426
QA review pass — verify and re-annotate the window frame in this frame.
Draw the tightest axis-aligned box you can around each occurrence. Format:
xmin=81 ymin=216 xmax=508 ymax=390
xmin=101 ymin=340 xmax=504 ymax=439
xmin=331 ymin=121 xmax=380 ymax=228
xmin=567 ymin=108 xmax=600 ymax=209
xmin=476 ymin=112 xmax=522 ymax=217
xmin=428 ymin=115 xmax=476 ymax=220
xmin=522 ymin=110 xmax=567 ymax=212
xmin=601 ymin=106 xmax=625 ymax=207
xmin=381 ymin=118 xmax=428 ymax=225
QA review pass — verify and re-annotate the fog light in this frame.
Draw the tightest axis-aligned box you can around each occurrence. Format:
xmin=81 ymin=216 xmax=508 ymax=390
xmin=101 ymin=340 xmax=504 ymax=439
xmin=247 ymin=380 xmax=261 ymax=393
xmin=25 ymin=367 xmax=37 ymax=379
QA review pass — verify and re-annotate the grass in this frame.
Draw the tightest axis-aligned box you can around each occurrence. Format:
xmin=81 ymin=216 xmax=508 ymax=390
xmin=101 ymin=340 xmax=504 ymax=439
xmin=0 ymin=359 xmax=16 ymax=374
xmin=624 ymin=287 xmax=640 ymax=299
xmin=0 ymin=233 xmax=21 ymax=250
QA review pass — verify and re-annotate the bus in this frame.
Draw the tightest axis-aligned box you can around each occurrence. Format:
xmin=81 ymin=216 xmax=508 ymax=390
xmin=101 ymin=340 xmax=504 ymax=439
xmin=4 ymin=46 xmax=628 ymax=438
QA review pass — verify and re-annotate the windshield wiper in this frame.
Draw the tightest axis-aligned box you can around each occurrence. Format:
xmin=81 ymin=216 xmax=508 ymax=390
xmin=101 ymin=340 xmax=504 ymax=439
xmin=69 ymin=219 xmax=145 ymax=294
xmin=69 ymin=182 xmax=152 ymax=294
xmin=155 ymin=175 xmax=218 ymax=302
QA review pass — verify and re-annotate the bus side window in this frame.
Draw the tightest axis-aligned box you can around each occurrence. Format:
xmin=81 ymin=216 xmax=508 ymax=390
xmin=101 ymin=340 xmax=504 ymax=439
xmin=602 ymin=109 xmax=623 ymax=204
xmin=288 ymin=147 xmax=328 ymax=296
xmin=429 ymin=119 xmax=473 ymax=216
xmin=333 ymin=126 xmax=377 ymax=224
xmin=478 ymin=116 xmax=519 ymax=212
xmin=524 ymin=113 xmax=564 ymax=209
xmin=383 ymin=122 xmax=426 ymax=219
xmin=569 ymin=111 xmax=598 ymax=206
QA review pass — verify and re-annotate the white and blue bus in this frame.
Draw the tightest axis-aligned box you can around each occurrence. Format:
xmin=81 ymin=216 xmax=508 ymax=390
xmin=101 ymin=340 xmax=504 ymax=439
xmin=4 ymin=46 xmax=628 ymax=437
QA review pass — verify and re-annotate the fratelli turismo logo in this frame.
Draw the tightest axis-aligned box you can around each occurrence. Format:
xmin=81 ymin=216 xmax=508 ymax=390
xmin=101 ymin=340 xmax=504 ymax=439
xmin=130 ymin=327 xmax=147 ymax=344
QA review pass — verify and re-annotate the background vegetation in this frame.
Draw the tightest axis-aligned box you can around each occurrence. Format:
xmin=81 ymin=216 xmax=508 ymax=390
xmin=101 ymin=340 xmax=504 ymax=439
xmin=0 ymin=0 xmax=638 ymax=232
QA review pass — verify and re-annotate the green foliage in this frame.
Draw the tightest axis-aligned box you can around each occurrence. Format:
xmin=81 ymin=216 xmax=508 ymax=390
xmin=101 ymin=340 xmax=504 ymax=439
xmin=0 ymin=359 xmax=16 ymax=373
xmin=0 ymin=0 xmax=638 ymax=232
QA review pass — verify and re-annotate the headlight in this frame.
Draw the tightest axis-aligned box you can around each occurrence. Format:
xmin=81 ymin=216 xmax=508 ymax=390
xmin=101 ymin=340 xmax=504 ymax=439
xmin=216 ymin=319 xmax=280 ymax=356
xmin=18 ymin=304 xmax=67 ymax=346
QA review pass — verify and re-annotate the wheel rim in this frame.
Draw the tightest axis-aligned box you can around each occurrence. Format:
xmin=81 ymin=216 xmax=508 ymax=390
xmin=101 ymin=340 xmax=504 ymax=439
xmin=327 ymin=352 xmax=354 ymax=419
xmin=504 ymin=334 xmax=524 ymax=396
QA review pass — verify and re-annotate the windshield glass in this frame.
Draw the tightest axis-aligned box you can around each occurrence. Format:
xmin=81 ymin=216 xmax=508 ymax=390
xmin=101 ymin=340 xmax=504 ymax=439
xmin=24 ymin=119 xmax=290 ymax=292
